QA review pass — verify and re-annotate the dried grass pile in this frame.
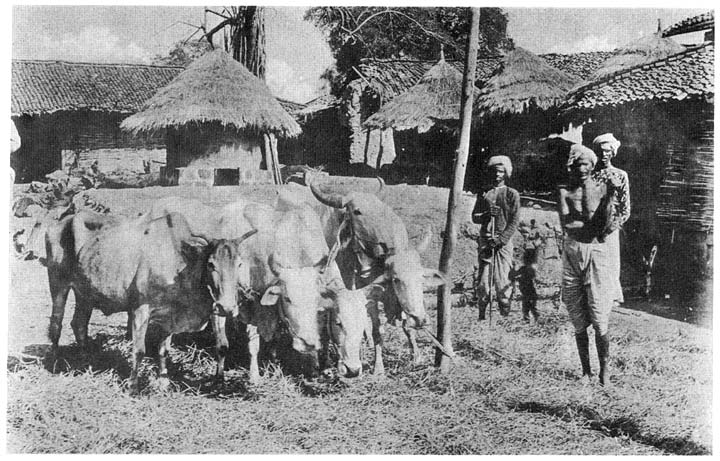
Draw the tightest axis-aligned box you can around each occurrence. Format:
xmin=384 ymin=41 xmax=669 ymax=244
xmin=590 ymin=33 xmax=685 ymax=79
xmin=363 ymin=57 xmax=476 ymax=133
xmin=475 ymin=47 xmax=581 ymax=117
xmin=121 ymin=49 xmax=300 ymax=138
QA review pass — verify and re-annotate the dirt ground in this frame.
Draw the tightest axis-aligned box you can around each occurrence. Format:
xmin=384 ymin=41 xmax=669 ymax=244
xmin=5 ymin=181 xmax=713 ymax=454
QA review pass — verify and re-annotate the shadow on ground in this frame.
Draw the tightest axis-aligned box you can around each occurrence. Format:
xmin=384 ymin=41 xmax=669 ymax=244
xmin=510 ymin=400 xmax=709 ymax=455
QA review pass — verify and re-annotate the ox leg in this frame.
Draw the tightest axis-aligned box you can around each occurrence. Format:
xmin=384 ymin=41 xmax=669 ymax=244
xmin=125 ymin=309 xmax=134 ymax=341
xmin=367 ymin=301 xmax=384 ymax=375
xmin=70 ymin=294 xmax=93 ymax=350
xmin=247 ymin=324 xmax=261 ymax=384
xmin=211 ymin=314 xmax=228 ymax=382
xmin=129 ymin=303 xmax=150 ymax=395
xmin=48 ymin=272 xmax=71 ymax=356
xmin=403 ymin=321 xmax=422 ymax=365
xmin=156 ymin=334 xmax=173 ymax=391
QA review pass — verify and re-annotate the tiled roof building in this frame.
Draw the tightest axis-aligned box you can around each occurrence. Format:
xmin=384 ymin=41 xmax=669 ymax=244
xmin=563 ymin=43 xmax=714 ymax=110
xmin=12 ymin=59 xmax=304 ymax=117
xmin=12 ymin=60 xmax=183 ymax=116
xmin=662 ymin=11 xmax=714 ymax=38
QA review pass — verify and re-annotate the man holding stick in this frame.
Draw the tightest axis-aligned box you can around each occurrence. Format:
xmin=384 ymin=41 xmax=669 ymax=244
xmin=472 ymin=156 xmax=520 ymax=320
xmin=559 ymin=144 xmax=617 ymax=386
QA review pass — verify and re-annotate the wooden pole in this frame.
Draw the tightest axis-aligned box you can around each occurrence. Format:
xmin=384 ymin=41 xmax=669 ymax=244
xmin=435 ymin=7 xmax=480 ymax=372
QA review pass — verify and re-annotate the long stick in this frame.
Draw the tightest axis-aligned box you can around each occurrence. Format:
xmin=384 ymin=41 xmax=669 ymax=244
xmin=435 ymin=7 xmax=480 ymax=373
xmin=422 ymin=327 xmax=455 ymax=360
xmin=487 ymin=216 xmax=495 ymax=328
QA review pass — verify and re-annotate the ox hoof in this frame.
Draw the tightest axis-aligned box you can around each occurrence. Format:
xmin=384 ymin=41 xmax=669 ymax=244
xmin=156 ymin=376 xmax=172 ymax=392
xmin=128 ymin=383 xmax=141 ymax=396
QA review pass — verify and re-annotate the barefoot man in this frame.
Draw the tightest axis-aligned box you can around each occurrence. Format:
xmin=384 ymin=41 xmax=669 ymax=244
xmin=472 ymin=155 xmax=520 ymax=320
xmin=559 ymin=144 xmax=616 ymax=386
xmin=592 ymin=133 xmax=630 ymax=307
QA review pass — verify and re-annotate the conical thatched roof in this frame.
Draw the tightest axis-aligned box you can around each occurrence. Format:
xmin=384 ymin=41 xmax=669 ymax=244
xmin=590 ymin=33 xmax=685 ymax=80
xmin=121 ymin=49 xmax=301 ymax=137
xmin=362 ymin=57 xmax=476 ymax=133
xmin=474 ymin=47 xmax=582 ymax=117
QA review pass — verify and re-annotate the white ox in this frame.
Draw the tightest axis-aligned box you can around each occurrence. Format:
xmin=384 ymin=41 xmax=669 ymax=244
xmin=277 ymin=179 xmax=447 ymax=375
xmin=149 ymin=197 xmax=369 ymax=381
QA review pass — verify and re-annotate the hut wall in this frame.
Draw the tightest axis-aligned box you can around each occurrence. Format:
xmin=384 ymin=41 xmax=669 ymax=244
xmin=387 ymin=127 xmax=457 ymax=187
xmin=11 ymin=114 xmax=62 ymax=183
xmin=468 ymin=111 xmax=565 ymax=194
xmin=66 ymin=148 xmax=166 ymax=174
xmin=278 ymin=107 xmax=351 ymax=171
xmin=11 ymin=111 xmax=166 ymax=182
xmin=166 ymin=125 xmax=263 ymax=171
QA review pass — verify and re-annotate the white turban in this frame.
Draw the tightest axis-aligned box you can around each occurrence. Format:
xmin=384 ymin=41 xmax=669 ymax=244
xmin=592 ymin=133 xmax=621 ymax=152
xmin=487 ymin=155 xmax=513 ymax=178
xmin=567 ymin=144 xmax=597 ymax=169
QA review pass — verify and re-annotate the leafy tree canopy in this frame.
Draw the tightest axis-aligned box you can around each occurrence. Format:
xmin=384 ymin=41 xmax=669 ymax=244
xmin=305 ymin=7 xmax=513 ymax=79
xmin=153 ymin=40 xmax=212 ymax=67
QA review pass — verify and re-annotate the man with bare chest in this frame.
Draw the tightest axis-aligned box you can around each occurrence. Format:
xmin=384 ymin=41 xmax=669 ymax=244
xmin=559 ymin=144 xmax=616 ymax=386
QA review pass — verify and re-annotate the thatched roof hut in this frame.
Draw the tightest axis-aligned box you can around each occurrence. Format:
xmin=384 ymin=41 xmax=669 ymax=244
xmin=121 ymin=50 xmax=300 ymax=185
xmin=475 ymin=47 xmax=582 ymax=117
xmin=590 ymin=33 xmax=685 ymax=80
xmin=121 ymin=49 xmax=300 ymax=137
xmin=362 ymin=56 xmax=475 ymax=133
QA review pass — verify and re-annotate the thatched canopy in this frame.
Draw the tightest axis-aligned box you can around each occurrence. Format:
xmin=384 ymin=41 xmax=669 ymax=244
xmin=362 ymin=57 xmax=476 ymax=133
xmin=474 ymin=47 xmax=582 ymax=117
xmin=121 ymin=49 xmax=301 ymax=137
xmin=590 ymin=33 xmax=685 ymax=80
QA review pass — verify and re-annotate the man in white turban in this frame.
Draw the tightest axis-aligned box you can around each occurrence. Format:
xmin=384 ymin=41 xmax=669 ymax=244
xmin=472 ymin=155 xmax=520 ymax=319
xmin=592 ymin=133 xmax=630 ymax=306
xmin=559 ymin=143 xmax=616 ymax=386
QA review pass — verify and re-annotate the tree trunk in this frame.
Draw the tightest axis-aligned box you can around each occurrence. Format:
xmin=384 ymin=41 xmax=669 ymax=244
xmin=230 ymin=6 xmax=266 ymax=80
xmin=435 ymin=7 xmax=480 ymax=372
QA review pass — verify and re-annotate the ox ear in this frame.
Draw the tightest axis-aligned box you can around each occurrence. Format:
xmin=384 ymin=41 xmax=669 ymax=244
xmin=423 ymin=269 xmax=447 ymax=288
xmin=313 ymin=255 xmax=329 ymax=272
xmin=317 ymin=296 xmax=335 ymax=311
xmin=180 ymin=238 xmax=209 ymax=264
xmin=260 ymin=285 xmax=282 ymax=306
xmin=362 ymin=283 xmax=385 ymax=300
xmin=369 ymin=272 xmax=389 ymax=286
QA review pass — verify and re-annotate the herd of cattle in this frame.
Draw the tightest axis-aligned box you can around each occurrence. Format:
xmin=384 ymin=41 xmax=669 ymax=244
xmin=41 ymin=176 xmax=447 ymax=393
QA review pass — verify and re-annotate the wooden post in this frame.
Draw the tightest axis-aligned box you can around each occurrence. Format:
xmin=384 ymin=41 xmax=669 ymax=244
xmin=435 ymin=7 xmax=480 ymax=372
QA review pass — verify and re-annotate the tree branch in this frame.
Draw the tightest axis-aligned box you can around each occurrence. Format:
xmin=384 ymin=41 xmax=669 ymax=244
xmin=204 ymin=18 xmax=237 ymax=44
xmin=343 ymin=8 xmax=464 ymax=58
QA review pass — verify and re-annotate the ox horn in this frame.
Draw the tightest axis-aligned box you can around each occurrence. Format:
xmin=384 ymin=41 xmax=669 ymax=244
xmin=238 ymin=228 xmax=258 ymax=243
xmin=268 ymin=253 xmax=285 ymax=277
xmin=308 ymin=180 xmax=345 ymax=209
xmin=375 ymin=176 xmax=385 ymax=195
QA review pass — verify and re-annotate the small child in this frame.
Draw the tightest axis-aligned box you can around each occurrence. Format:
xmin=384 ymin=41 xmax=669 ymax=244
xmin=511 ymin=247 xmax=539 ymax=322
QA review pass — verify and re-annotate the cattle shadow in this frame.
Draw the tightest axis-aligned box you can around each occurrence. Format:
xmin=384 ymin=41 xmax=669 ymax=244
xmin=36 ymin=331 xmax=133 ymax=378
xmin=168 ymin=320 xmax=331 ymax=399
xmin=10 ymin=320 xmax=345 ymax=398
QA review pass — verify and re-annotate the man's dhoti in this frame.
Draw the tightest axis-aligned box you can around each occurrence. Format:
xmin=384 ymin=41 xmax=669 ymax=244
xmin=477 ymin=238 xmax=514 ymax=311
xmin=561 ymin=238 xmax=615 ymax=335
xmin=604 ymin=230 xmax=624 ymax=303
